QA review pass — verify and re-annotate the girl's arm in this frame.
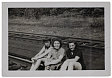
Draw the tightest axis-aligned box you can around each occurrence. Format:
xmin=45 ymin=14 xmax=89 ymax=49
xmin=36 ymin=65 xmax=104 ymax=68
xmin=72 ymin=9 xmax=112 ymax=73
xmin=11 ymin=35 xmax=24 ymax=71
xmin=46 ymin=52 xmax=51 ymax=59
xmin=47 ymin=55 xmax=63 ymax=65
xmin=35 ymin=47 xmax=52 ymax=59
xmin=67 ymin=56 xmax=80 ymax=62
xmin=67 ymin=50 xmax=82 ymax=62
xmin=33 ymin=46 xmax=45 ymax=58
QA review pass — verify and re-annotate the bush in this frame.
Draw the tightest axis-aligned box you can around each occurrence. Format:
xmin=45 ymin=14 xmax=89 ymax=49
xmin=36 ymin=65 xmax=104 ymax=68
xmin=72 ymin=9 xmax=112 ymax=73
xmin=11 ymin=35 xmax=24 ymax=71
xmin=89 ymin=17 xmax=104 ymax=28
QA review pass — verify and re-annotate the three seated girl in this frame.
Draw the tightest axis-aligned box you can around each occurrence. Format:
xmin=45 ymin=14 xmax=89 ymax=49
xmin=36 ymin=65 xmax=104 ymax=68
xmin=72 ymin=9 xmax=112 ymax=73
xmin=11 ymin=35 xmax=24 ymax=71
xmin=30 ymin=38 xmax=85 ymax=70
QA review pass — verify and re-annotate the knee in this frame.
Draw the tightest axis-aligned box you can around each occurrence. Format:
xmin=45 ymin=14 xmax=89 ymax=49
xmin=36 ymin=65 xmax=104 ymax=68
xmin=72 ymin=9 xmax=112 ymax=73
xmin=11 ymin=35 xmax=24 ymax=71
xmin=61 ymin=60 xmax=69 ymax=68
xmin=38 ymin=59 xmax=42 ymax=62
xmin=73 ymin=62 xmax=82 ymax=70
xmin=69 ymin=62 xmax=74 ymax=66
xmin=35 ymin=59 xmax=41 ymax=64
xmin=63 ymin=60 xmax=69 ymax=64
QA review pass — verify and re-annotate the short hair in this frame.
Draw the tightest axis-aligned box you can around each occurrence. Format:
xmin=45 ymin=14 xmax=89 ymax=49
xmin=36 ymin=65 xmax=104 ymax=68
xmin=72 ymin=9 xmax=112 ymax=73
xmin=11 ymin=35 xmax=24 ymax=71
xmin=67 ymin=40 xmax=78 ymax=49
xmin=52 ymin=38 xmax=62 ymax=49
xmin=43 ymin=38 xmax=51 ymax=43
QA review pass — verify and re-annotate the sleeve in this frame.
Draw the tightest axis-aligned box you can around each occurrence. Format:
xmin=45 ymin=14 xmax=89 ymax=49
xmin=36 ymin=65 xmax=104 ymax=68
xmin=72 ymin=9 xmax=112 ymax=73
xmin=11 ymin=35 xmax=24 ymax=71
xmin=66 ymin=50 xmax=70 ymax=59
xmin=61 ymin=49 xmax=65 ymax=55
xmin=60 ymin=48 xmax=66 ymax=58
xmin=58 ymin=48 xmax=65 ymax=60
xmin=76 ymin=49 xmax=82 ymax=58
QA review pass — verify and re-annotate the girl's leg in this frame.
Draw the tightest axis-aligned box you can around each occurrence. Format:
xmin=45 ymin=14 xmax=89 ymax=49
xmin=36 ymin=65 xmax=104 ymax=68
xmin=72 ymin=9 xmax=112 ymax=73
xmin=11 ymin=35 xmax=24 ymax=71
xmin=30 ymin=59 xmax=42 ymax=71
xmin=30 ymin=63 xmax=35 ymax=70
xmin=68 ymin=62 xmax=82 ymax=70
xmin=44 ymin=59 xmax=51 ymax=70
xmin=68 ymin=62 xmax=73 ymax=70
xmin=73 ymin=62 xmax=82 ymax=70
xmin=60 ymin=60 xmax=69 ymax=70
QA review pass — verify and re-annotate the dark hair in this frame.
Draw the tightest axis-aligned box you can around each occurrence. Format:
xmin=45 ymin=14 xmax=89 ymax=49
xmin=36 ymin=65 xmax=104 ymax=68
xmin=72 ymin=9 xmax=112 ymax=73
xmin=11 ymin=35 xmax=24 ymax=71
xmin=67 ymin=41 xmax=78 ymax=49
xmin=52 ymin=38 xmax=62 ymax=49
xmin=43 ymin=38 xmax=51 ymax=43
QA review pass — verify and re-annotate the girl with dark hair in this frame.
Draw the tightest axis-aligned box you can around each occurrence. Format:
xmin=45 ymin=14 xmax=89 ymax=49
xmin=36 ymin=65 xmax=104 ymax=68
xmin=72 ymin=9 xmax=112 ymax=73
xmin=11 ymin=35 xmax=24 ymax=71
xmin=30 ymin=38 xmax=52 ymax=70
xmin=30 ymin=38 xmax=65 ymax=70
xmin=44 ymin=38 xmax=65 ymax=70
xmin=60 ymin=41 xmax=85 ymax=70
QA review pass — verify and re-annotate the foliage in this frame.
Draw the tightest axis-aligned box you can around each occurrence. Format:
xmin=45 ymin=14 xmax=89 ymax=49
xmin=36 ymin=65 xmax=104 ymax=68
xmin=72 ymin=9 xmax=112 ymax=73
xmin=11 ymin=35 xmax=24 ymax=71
xmin=8 ymin=8 xmax=104 ymax=19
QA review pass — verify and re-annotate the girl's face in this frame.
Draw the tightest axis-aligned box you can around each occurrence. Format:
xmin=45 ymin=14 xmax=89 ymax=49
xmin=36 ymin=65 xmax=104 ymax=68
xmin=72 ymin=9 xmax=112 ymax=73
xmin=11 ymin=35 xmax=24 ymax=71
xmin=69 ymin=43 xmax=76 ymax=51
xmin=45 ymin=41 xmax=50 ymax=48
xmin=53 ymin=41 xmax=60 ymax=50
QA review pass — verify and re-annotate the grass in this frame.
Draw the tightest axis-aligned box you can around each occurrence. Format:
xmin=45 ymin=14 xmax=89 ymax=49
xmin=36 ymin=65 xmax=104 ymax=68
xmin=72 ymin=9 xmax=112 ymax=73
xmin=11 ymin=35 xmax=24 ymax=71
xmin=8 ymin=15 xmax=104 ymax=41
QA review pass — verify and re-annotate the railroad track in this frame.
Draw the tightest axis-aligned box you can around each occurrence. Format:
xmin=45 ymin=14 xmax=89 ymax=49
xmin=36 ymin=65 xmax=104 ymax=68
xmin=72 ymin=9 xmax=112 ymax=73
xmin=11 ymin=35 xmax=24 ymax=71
xmin=8 ymin=31 xmax=104 ymax=49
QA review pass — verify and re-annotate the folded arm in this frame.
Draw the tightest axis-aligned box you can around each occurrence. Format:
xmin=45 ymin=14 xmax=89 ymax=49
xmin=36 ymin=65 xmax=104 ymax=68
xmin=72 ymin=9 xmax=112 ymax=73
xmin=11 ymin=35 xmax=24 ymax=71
xmin=67 ymin=56 xmax=80 ymax=62
xmin=47 ymin=55 xmax=63 ymax=65
xmin=35 ymin=48 xmax=52 ymax=59
xmin=33 ymin=46 xmax=45 ymax=58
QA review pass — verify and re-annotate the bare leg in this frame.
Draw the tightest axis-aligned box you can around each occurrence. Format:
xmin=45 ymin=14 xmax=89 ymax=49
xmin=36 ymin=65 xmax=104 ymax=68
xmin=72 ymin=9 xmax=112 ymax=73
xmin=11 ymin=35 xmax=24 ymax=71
xmin=68 ymin=62 xmax=82 ymax=70
xmin=68 ymin=62 xmax=73 ymax=70
xmin=60 ymin=60 xmax=69 ymax=70
xmin=73 ymin=62 xmax=82 ymax=70
xmin=30 ymin=58 xmax=48 ymax=71
xmin=30 ymin=59 xmax=42 ymax=71
xmin=30 ymin=63 xmax=35 ymax=70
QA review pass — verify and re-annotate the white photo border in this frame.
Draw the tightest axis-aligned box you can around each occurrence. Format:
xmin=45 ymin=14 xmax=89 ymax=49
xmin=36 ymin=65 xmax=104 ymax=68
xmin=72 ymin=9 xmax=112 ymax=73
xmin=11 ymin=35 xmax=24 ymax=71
xmin=2 ymin=2 xmax=110 ymax=77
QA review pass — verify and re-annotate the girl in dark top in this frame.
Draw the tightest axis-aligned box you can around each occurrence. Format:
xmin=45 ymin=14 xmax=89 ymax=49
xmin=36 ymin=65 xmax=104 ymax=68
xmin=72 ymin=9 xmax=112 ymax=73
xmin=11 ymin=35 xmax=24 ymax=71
xmin=60 ymin=41 xmax=85 ymax=70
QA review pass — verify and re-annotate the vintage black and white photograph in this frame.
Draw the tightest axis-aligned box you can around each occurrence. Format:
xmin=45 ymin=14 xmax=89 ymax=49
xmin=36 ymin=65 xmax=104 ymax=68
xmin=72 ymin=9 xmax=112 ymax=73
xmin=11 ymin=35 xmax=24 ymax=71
xmin=8 ymin=7 xmax=105 ymax=71
xmin=2 ymin=2 xmax=110 ymax=76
